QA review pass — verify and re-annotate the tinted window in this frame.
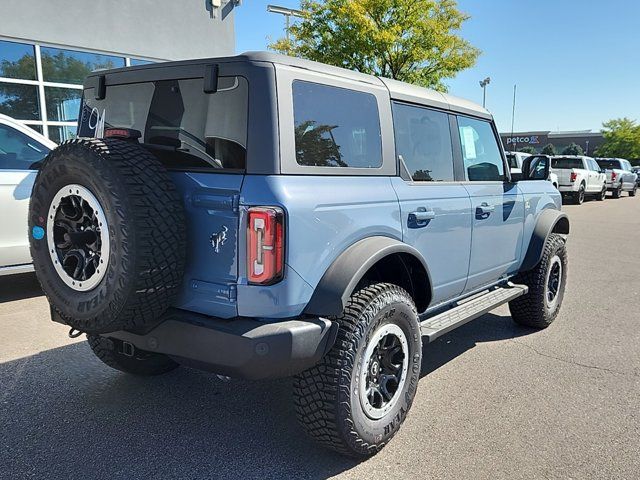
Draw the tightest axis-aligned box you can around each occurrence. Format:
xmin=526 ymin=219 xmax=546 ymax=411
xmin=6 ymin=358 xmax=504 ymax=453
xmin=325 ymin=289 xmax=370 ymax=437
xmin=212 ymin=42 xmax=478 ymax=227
xmin=392 ymin=102 xmax=454 ymax=181
xmin=41 ymin=47 xmax=125 ymax=84
xmin=79 ymin=76 xmax=248 ymax=171
xmin=293 ymin=81 xmax=382 ymax=168
xmin=0 ymin=82 xmax=40 ymax=120
xmin=457 ymin=116 xmax=504 ymax=181
xmin=0 ymin=39 xmax=36 ymax=80
xmin=552 ymin=157 xmax=584 ymax=169
xmin=0 ymin=124 xmax=50 ymax=170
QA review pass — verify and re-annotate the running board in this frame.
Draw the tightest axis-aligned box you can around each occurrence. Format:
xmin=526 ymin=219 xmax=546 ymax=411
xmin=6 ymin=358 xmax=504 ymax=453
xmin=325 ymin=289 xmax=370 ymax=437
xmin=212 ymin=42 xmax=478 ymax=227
xmin=420 ymin=283 xmax=528 ymax=342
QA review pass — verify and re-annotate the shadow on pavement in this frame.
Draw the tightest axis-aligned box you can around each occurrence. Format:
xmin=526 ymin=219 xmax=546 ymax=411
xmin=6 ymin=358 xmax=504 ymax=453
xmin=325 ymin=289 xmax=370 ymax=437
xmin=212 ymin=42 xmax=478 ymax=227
xmin=0 ymin=272 xmax=42 ymax=303
xmin=0 ymin=312 xmax=534 ymax=479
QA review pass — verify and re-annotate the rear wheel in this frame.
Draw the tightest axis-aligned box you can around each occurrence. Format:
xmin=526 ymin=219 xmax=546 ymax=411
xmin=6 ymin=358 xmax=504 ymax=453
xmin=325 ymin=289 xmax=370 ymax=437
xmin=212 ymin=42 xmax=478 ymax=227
xmin=597 ymin=185 xmax=607 ymax=201
xmin=630 ymin=185 xmax=637 ymax=197
xmin=293 ymin=283 xmax=422 ymax=457
xmin=87 ymin=334 xmax=179 ymax=376
xmin=612 ymin=184 xmax=622 ymax=198
xmin=509 ymin=233 xmax=567 ymax=328
xmin=573 ymin=184 xmax=585 ymax=204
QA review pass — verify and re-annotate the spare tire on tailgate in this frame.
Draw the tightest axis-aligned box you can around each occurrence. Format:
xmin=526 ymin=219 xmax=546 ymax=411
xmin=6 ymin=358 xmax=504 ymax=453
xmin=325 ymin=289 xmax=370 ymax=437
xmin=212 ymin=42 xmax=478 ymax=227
xmin=28 ymin=138 xmax=186 ymax=334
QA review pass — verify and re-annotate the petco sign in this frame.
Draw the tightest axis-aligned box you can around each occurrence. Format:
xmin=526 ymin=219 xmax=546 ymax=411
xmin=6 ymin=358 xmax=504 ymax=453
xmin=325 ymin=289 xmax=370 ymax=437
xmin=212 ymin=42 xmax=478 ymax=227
xmin=506 ymin=135 xmax=540 ymax=145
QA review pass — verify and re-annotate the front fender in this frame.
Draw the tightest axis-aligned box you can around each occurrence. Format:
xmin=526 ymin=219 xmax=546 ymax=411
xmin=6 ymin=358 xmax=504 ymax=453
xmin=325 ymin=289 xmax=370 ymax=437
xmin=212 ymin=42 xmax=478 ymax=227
xmin=304 ymin=236 xmax=432 ymax=316
xmin=520 ymin=209 xmax=570 ymax=272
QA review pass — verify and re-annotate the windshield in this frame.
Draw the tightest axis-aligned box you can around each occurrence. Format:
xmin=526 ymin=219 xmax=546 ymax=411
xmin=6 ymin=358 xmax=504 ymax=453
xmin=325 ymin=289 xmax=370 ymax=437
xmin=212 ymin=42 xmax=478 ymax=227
xmin=551 ymin=157 xmax=583 ymax=169
xmin=78 ymin=76 xmax=248 ymax=172
xmin=596 ymin=159 xmax=621 ymax=170
xmin=0 ymin=124 xmax=50 ymax=170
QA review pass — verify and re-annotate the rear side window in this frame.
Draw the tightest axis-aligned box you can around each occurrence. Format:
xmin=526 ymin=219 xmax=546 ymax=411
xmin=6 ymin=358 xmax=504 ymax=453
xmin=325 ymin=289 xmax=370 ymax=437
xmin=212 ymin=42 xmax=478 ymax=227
xmin=292 ymin=81 xmax=382 ymax=168
xmin=392 ymin=102 xmax=454 ymax=181
xmin=79 ymin=76 xmax=248 ymax=171
xmin=457 ymin=116 xmax=504 ymax=181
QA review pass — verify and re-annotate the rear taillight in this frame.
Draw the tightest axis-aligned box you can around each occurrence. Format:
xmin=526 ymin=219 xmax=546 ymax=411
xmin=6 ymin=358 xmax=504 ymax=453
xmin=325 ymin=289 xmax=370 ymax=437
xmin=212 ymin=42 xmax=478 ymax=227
xmin=247 ymin=207 xmax=284 ymax=285
xmin=570 ymin=172 xmax=577 ymax=182
xmin=611 ymin=171 xmax=617 ymax=182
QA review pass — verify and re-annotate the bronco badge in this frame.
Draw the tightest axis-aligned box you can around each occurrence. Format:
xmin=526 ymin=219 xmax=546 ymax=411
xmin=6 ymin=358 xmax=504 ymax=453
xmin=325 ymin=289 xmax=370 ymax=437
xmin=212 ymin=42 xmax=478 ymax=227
xmin=209 ymin=226 xmax=228 ymax=253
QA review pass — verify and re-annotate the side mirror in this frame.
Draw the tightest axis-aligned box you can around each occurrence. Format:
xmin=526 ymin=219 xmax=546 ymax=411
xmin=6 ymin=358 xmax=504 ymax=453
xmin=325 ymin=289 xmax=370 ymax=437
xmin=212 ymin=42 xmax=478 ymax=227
xmin=521 ymin=155 xmax=551 ymax=181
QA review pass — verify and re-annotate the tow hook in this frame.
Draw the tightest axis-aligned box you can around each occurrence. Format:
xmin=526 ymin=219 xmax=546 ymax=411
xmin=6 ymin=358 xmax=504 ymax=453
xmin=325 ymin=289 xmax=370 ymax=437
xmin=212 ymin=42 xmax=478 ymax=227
xmin=68 ymin=328 xmax=83 ymax=339
xmin=120 ymin=341 xmax=135 ymax=357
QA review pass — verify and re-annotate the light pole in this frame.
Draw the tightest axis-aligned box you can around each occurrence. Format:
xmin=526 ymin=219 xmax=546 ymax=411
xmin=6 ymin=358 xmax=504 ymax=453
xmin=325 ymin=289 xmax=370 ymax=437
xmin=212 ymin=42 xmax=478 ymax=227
xmin=267 ymin=4 xmax=305 ymax=42
xmin=479 ymin=77 xmax=491 ymax=108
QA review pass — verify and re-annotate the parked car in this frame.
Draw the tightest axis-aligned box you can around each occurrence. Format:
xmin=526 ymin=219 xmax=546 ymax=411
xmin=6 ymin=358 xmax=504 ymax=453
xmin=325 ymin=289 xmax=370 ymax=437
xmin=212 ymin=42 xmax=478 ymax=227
xmin=551 ymin=155 xmax=607 ymax=204
xmin=506 ymin=151 xmax=558 ymax=189
xmin=595 ymin=158 xmax=638 ymax=197
xmin=28 ymin=52 xmax=569 ymax=457
xmin=633 ymin=166 xmax=640 ymax=187
xmin=0 ymin=114 xmax=56 ymax=275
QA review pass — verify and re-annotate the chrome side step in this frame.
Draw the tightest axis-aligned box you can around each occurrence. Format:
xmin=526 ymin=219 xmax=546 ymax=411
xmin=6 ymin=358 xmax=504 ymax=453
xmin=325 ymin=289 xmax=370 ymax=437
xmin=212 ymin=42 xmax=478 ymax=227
xmin=420 ymin=283 xmax=528 ymax=343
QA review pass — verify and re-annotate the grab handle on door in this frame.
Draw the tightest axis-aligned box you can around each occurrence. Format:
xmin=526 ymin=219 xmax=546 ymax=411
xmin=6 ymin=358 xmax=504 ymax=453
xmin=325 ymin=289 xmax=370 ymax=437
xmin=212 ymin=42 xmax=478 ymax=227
xmin=408 ymin=207 xmax=435 ymax=228
xmin=476 ymin=203 xmax=495 ymax=218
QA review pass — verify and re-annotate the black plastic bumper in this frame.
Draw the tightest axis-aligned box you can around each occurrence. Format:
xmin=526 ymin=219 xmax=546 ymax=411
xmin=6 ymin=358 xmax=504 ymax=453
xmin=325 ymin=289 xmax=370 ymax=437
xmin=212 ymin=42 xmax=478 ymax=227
xmin=104 ymin=309 xmax=338 ymax=380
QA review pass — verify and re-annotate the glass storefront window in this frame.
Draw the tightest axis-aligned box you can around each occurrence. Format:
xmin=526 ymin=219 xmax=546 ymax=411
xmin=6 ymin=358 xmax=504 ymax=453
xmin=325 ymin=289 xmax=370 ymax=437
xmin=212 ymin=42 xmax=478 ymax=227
xmin=26 ymin=124 xmax=44 ymax=134
xmin=0 ymin=40 xmax=36 ymax=80
xmin=0 ymin=82 xmax=40 ymax=120
xmin=41 ymin=47 xmax=125 ymax=84
xmin=48 ymin=125 xmax=77 ymax=144
xmin=45 ymin=87 xmax=81 ymax=122
xmin=131 ymin=58 xmax=154 ymax=66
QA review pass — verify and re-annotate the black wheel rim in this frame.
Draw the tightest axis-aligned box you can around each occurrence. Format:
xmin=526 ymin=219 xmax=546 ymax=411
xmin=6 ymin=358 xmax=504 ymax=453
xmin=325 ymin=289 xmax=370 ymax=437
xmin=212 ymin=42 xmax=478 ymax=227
xmin=579 ymin=188 xmax=585 ymax=203
xmin=546 ymin=256 xmax=562 ymax=307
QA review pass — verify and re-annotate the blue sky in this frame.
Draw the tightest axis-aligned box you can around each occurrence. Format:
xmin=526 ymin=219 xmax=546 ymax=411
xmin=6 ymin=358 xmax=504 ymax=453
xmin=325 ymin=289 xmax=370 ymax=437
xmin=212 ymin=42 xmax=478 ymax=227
xmin=235 ymin=0 xmax=640 ymax=133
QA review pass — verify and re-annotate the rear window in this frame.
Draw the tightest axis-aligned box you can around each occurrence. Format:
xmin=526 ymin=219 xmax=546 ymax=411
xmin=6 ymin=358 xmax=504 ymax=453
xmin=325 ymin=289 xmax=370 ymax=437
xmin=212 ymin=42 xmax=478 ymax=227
xmin=596 ymin=159 xmax=621 ymax=170
xmin=292 ymin=81 xmax=382 ymax=168
xmin=552 ymin=157 xmax=583 ymax=169
xmin=78 ymin=76 xmax=248 ymax=171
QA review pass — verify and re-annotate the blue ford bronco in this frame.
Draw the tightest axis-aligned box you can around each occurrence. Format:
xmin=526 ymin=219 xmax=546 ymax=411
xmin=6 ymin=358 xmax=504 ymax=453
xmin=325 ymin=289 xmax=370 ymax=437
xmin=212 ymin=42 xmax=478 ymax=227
xmin=28 ymin=52 xmax=569 ymax=457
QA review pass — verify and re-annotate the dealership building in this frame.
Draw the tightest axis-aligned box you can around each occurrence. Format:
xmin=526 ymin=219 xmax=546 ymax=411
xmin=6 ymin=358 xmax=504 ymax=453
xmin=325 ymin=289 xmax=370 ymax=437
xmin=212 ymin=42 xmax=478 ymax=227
xmin=0 ymin=0 xmax=238 ymax=142
xmin=500 ymin=130 xmax=604 ymax=156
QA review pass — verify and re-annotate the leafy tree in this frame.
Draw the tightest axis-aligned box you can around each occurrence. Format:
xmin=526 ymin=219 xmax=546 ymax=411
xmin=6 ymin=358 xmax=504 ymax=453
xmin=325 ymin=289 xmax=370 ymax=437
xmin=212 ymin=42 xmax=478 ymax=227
xmin=519 ymin=146 xmax=536 ymax=154
xmin=562 ymin=143 xmax=584 ymax=156
xmin=270 ymin=0 xmax=480 ymax=91
xmin=595 ymin=118 xmax=640 ymax=159
xmin=541 ymin=143 xmax=557 ymax=155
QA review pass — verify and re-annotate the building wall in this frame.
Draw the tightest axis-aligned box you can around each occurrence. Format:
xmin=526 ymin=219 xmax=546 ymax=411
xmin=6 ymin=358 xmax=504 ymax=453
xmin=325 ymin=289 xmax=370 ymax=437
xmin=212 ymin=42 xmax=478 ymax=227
xmin=1 ymin=0 xmax=235 ymax=61
xmin=500 ymin=132 xmax=604 ymax=156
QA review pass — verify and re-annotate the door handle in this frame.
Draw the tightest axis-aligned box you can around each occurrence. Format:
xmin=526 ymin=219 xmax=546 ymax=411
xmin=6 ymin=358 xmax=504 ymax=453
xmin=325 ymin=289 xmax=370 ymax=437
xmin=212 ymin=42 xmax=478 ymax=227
xmin=476 ymin=203 xmax=495 ymax=218
xmin=408 ymin=207 xmax=435 ymax=228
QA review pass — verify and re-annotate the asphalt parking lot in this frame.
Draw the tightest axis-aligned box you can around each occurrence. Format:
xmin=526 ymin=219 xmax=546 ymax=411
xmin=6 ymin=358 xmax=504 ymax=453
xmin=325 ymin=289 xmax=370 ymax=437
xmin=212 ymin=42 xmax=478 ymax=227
xmin=1 ymin=194 xmax=639 ymax=480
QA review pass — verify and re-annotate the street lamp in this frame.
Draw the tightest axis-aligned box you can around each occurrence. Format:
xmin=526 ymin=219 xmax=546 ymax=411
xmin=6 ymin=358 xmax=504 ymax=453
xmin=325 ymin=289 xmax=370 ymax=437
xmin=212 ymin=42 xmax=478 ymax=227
xmin=479 ymin=77 xmax=491 ymax=108
xmin=267 ymin=4 xmax=305 ymax=42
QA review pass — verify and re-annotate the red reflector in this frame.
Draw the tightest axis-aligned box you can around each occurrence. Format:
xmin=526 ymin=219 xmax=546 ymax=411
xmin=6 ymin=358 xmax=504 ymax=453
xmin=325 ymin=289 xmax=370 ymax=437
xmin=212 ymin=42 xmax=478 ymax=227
xmin=570 ymin=172 xmax=577 ymax=182
xmin=104 ymin=128 xmax=141 ymax=140
xmin=611 ymin=171 xmax=617 ymax=181
xmin=247 ymin=207 xmax=285 ymax=285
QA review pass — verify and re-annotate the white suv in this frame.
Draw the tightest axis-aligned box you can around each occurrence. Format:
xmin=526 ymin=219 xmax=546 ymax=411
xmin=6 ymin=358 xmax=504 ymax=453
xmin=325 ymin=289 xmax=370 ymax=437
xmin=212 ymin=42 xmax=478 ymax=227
xmin=0 ymin=114 xmax=56 ymax=275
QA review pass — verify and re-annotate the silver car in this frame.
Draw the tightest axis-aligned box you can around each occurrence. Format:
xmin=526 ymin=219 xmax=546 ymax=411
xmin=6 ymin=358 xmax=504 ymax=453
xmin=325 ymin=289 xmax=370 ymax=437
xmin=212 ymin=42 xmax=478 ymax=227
xmin=0 ymin=114 xmax=56 ymax=275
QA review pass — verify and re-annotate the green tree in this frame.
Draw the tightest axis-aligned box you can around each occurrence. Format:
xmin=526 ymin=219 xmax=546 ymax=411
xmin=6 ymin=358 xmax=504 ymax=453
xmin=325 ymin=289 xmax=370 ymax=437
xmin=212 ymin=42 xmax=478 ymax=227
xmin=269 ymin=0 xmax=480 ymax=91
xmin=595 ymin=118 xmax=640 ymax=159
xmin=541 ymin=143 xmax=557 ymax=155
xmin=562 ymin=143 xmax=584 ymax=156
xmin=519 ymin=146 xmax=536 ymax=154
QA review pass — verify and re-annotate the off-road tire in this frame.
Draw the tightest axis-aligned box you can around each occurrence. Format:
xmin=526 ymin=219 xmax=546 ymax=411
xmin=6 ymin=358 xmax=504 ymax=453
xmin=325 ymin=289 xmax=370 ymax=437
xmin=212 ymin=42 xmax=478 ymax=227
xmin=293 ymin=283 xmax=422 ymax=457
xmin=29 ymin=138 xmax=186 ymax=334
xmin=612 ymin=184 xmax=622 ymax=198
xmin=573 ymin=184 xmax=585 ymax=204
xmin=87 ymin=334 xmax=179 ymax=375
xmin=596 ymin=185 xmax=606 ymax=201
xmin=509 ymin=233 xmax=567 ymax=328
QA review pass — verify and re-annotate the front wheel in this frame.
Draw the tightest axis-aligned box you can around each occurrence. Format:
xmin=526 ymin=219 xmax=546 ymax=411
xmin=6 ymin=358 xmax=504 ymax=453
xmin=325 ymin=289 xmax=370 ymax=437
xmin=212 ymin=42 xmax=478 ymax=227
xmin=509 ymin=233 xmax=567 ymax=328
xmin=293 ymin=283 xmax=422 ymax=457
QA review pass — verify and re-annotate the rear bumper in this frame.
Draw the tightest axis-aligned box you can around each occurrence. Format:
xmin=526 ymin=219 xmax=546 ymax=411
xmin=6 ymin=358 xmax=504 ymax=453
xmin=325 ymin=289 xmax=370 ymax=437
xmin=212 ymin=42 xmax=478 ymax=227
xmin=104 ymin=309 xmax=338 ymax=380
xmin=557 ymin=185 xmax=578 ymax=193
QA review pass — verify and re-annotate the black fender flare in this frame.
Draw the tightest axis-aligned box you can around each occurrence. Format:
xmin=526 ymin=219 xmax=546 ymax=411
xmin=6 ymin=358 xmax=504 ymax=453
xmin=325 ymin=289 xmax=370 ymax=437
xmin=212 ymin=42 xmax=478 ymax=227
xmin=520 ymin=209 xmax=570 ymax=272
xmin=304 ymin=236 xmax=433 ymax=316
